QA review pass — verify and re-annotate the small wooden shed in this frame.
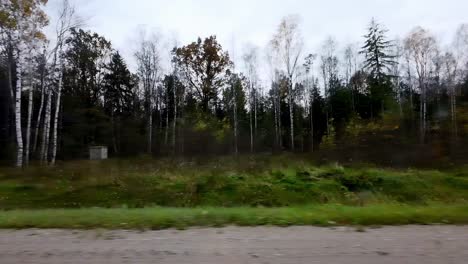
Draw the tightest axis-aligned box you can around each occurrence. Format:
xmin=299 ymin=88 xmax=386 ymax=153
xmin=89 ymin=146 xmax=108 ymax=160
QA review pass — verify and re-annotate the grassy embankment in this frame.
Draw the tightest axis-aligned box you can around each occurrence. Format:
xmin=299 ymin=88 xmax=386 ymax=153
xmin=0 ymin=155 xmax=467 ymax=228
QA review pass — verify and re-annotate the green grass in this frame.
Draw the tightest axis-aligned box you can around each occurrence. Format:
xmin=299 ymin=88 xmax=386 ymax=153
xmin=0 ymin=155 xmax=467 ymax=209
xmin=0 ymin=155 xmax=467 ymax=228
xmin=1 ymin=204 xmax=467 ymax=229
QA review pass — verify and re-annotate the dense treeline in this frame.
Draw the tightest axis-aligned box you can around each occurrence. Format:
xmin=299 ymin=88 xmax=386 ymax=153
xmin=1 ymin=1 xmax=468 ymax=167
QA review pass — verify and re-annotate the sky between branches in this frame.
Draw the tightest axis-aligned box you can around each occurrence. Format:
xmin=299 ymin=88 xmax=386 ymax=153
xmin=44 ymin=0 xmax=468 ymax=87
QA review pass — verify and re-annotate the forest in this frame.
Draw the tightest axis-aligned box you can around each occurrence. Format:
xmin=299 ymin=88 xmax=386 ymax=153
xmin=0 ymin=0 xmax=468 ymax=232
xmin=1 ymin=0 xmax=468 ymax=168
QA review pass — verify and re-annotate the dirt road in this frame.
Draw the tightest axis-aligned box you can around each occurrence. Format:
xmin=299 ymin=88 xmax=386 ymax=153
xmin=0 ymin=226 xmax=467 ymax=263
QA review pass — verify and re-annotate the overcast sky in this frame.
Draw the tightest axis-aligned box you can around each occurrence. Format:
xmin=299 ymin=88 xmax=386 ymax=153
xmin=45 ymin=0 xmax=468 ymax=82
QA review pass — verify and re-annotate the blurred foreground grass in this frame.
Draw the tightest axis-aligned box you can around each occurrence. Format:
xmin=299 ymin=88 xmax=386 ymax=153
xmin=1 ymin=204 xmax=467 ymax=229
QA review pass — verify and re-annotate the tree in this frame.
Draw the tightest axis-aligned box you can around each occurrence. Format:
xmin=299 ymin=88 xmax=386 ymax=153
xmin=161 ymin=72 xmax=184 ymax=154
xmin=360 ymin=19 xmax=396 ymax=117
xmin=391 ymin=40 xmax=404 ymax=117
xmin=242 ymin=44 xmax=259 ymax=152
xmin=445 ymin=24 xmax=468 ymax=137
xmin=60 ymin=28 xmax=112 ymax=158
xmin=304 ymin=53 xmax=316 ymax=151
xmin=173 ymin=36 xmax=232 ymax=112
xmin=32 ymin=50 xmax=46 ymax=154
xmin=270 ymin=15 xmax=303 ymax=150
xmin=0 ymin=0 xmax=48 ymax=167
xmin=404 ymin=27 xmax=438 ymax=142
xmin=225 ymin=73 xmax=246 ymax=155
xmin=135 ymin=31 xmax=161 ymax=154
xmin=63 ymin=28 xmax=111 ymax=106
xmin=265 ymin=47 xmax=282 ymax=149
xmin=343 ymin=43 xmax=359 ymax=112
xmin=320 ymin=37 xmax=338 ymax=135
xmin=50 ymin=0 xmax=82 ymax=165
xmin=440 ymin=51 xmax=457 ymax=136
xmin=103 ymin=51 xmax=136 ymax=154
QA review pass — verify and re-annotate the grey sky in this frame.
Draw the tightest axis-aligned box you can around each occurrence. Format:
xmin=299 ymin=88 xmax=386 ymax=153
xmin=45 ymin=0 xmax=467 ymax=82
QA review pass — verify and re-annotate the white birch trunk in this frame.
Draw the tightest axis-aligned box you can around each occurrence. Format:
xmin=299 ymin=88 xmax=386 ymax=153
xmin=40 ymin=88 xmax=52 ymax=164
xmin=273 ymin=93 xmax=278 ymax=149
xmin=15 ymin=50 xmax=24 ymax=167
xmin=50 ymin=70 xmax=63 ymax=166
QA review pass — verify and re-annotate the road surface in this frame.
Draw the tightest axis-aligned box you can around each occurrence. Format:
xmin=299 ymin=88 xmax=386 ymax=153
xmin=0 ymin=226 xmax=467 ymax=263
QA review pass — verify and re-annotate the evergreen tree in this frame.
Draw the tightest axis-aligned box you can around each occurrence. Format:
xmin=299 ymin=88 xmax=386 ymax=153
xmin=103 ymin=52 xmax=136 ymax=116
xmin=102 ymin=51 xmax=136 ymax=154
xmin=360 ymin=19 xmax=396 ymax=117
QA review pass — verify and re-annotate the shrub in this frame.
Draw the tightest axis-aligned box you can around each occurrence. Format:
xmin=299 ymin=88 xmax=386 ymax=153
xmin=337 ymin=172 xmax=381 ymax=191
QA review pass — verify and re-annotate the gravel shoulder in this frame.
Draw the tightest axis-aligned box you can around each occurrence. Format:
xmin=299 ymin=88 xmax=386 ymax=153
xmin=0 ymin=225 xmax=467 ymax=264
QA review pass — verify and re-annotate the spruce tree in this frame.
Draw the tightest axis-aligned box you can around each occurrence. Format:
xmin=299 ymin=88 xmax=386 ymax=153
xmin=360 ymin=19 xmax=396 ymax=117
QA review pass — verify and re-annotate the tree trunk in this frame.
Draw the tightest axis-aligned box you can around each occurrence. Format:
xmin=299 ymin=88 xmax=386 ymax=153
xmin=172 ymin=82 xmax=177 ymax=154
xmin=254 ymin=88 xmax=257 ymax=149
xmin=146 ymin=84 xmax=153 ymax=154
xmin=450 ymin=85 xmax=457 ymax=138
xmin=289 ymin=79 xmax=294 ymax=151
xmin=407 ymin=60 xmax=414 ymax=120
xmin=396 ymin=76 xmax=402 ymax=118
xmin=233 ymin=83 xmax=238 ymax=156
xmin=273 ymin=93 xmax=279 ymax=150
xmin=310 ymin=97 xmax=314 ymax=152
xmin=249 ymin=100 xmax=253 ymax=153
xmin=33 ymin=70 xmax=45 ymax=154
xmin=180 ymin=107 xmax=184 ymax=155
xmin=50 ymin=67 xmax=63 ymax=166
xmin=147 ymin=108 xmax=153 ymax=154
xmin=164 ymin=90 xmax=169 ymax=147
xmin=40 ymin=89 xmax=52 ymax=164
xmin=110 ymin=110 xmax=119 ymax=154
xmin=277 ymin=87 xmax=282 ymax=149
xmin=419 ymin=80 xmax=426 ymax=144
xmin=15 ymin=50 xmax=24 ymax=168
xmin=25 ymin=77 xmax=33 ymax=166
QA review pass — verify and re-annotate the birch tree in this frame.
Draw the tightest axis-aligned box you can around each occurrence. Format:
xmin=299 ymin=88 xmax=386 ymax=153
xmin=445 ymin=24 xmax=468 ymax=137
xmin=32 ymin=50 xmax=46 ymax=153
xmin=304 ymin=53 xmax=316 ymax=151
xmin=243 ymin=44 xmax=259 ymax=152
xmin=135 ymin=31 xmax=161 ymax=154
xmin=0 ymin=0 xmax=48 ymax=167
xmin=265 ymin=47 xmax=282 ymax=149
xmin=343 ymin=43 xmax=359 ymax=112
xmin=320 ymin=37 xmax=338 ymax=135
xmin=50 ymin=0 xmax=82 ymax=165
xmin=24 ymin=45 xmax=41 ymax=166
xmin=404 ymin=27 xmax=438 ymax=143
xmin=392 ymin=40 xmax=404 ymax=117
xmin=270 ymin=15 xmax=303 ymax=150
